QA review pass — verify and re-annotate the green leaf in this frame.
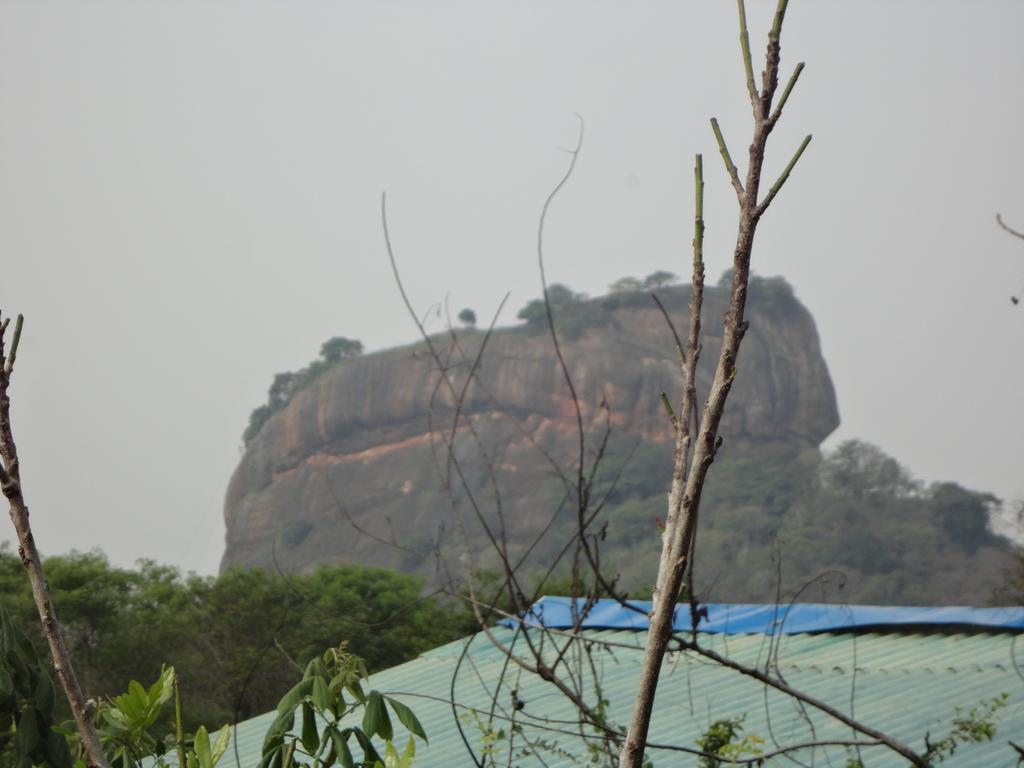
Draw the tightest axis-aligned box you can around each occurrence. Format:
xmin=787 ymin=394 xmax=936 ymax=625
xmin=353 ymin=729 xmax=383 ymax=766
xmin=257 ymin=748 xmax=282 ymax=768
xmin=34 ymin=672 xmax=56 ymax=717
xmin=129 ymin=679 xmax=148 ymax=706
xmin=261 ymin=709 xmax=295 ymax=753
xmin=347 ymin=679 xmax=366 ymax=704
xmin=194 ymin=725 xmax=212 ymax=768
xmin=16 ymin=707 xmax=40 ymax=757
xmin=277 ymin=679 xmax=313 ymax=716
xmin=362 ymin=691 xmax=392 ymax=741
xmin=398 ymin=735 xmax=415 ymax=768
xmin=210 ymin=724 xmax=231 ymax=766
xmin=384 ymin=739 xmax=415 ymax=768
xmin=44 ymin=725 xmax=75 ymax=768
xmin=300 ymin=701 xmax=319 ymax=755
xmin=385 ymin=697 xmax=427 ymax=742
xmin=311 ymin=675 xmax=332 ymax=712
xmin=148 ymin=667 xmax=175 ymax=709
xmin=333 ymin=729 xmax=355 ymax=768
xmin=0 ymin=668 xmax=12 ymax=696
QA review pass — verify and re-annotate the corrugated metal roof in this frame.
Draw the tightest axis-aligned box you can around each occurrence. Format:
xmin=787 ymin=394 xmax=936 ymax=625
xmin=224 ymin=619 xmax=1024 ymax=767
xmin=509 ymin=597 xmax=1024 ymax=634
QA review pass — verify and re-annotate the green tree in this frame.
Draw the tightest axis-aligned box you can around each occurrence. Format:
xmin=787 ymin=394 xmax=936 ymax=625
xmin=822 ymin=440 xmax=918 ymax=499
xmin=928 ymin=482 xmax=998 ymax=554
xmin=517 ymin=284 xmax=604 ymax=338
xmin=244 ymin=337 xmax=366 ymax=446
xmin=0 ymin=547 xmax=470 ymax=733
xmin=642 ymin=270 xmax=678 ymax=289
xmin=457 ymin=308 xmax=476 ymax=327
xmin=0 ymin=610 xmax=75 ymax=768
xmin=319 ymin=337 xmax=364 ymax=364
xmin=268 ymin=372 xmax=298 ymax=409
xmin=608 ymin=276 xmax=643 ymax=294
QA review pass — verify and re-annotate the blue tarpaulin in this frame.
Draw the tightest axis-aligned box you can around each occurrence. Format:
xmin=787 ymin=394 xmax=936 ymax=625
xmin=502 ymin=596 xmax=1024 ymax=635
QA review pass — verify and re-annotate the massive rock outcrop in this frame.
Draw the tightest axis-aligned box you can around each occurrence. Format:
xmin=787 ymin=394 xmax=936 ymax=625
xmin=222 ymin=278 xmax=839 ymax=579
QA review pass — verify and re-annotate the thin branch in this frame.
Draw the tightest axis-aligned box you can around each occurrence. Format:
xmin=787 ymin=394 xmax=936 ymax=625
xmin=769 ymin=0 xmax=790 ymax=42
xmin=390 ymin=688 xmax=882 ymax=765
xmin=658 ymin=392 xmax=678 ymax=429
xmin=658 ymin=153 xmax=705 ymax=579
xmin=0 ymin=314 xmax=109 ymax=768
xmin=680 ymin=638 xmax=930 ymax=768
xmin=383 ymin=195 xmax=528 ymax=600
xmin=756 ymin=134 xmax=812 ymax=218
xmin=736 ymin=0 xmax=759 ymax=106
xmin=4 ymin=314 xmax=23 ymax=376
xmin=997 ymin=213 xmax=1024 ymax=241
xmin=770 ymin=62 xmax=805 ymax=124
xmin=536 ymin=116 xmax=586 ymax=500
xmin=651 ymin=293 xmax=685 ymax=366
xmin=761 ymin=0 xmax=791 ymax=116
xmin=710 ymin=118 xmax=744 ymax=197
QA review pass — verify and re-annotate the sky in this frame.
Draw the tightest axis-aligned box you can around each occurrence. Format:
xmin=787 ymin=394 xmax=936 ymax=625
xmin=0 ymin=1 xmax=1022 ymax=576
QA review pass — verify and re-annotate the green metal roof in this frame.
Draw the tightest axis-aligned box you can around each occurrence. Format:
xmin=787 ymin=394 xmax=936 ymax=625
xmin=226 ymin=625 xmax=1024 ymax=767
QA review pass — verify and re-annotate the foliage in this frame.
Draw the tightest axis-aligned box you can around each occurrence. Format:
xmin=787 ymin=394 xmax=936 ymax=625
xmin=88 ymin=666 xmax=230 ymax=768
xmin=2 ymin=600 xmax=426 ymax=768
xmin=0 ymin=610 xmax=74 ymax=768
xmin=921 ymin=694 xmax=1009 ymax=763
xmin=457 ymin=308 xmax=476 ymax=327
xmin=516 ymin=284 xmax=605 ymax=339
xmin=642 ymin=271 xmax=678 ymax=289
xmin=608 ymin=277 xmax=643 ymax=294
xmin=607 ymin=272 xmax=679 ymax=294
xmin=0 ymin=549 xmax=471 ymax=734
xmin=244 ymin=336 xmax=364 ymax=446
xmin=259 ymin=644 xmax=425 ymax=768
xmin=513 ymin=274 xmax=762 ymax=337
xmin=590 ymin=440 xmax=1012 ymax=604
xmin=320 ymin=337 xmax=364 ymax=364
xmin=695 ymin=716 xmax=763 ymax=767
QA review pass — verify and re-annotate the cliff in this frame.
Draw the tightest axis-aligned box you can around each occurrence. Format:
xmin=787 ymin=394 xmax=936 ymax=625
xmin=222 ymin=278 xmax=840 ymax=578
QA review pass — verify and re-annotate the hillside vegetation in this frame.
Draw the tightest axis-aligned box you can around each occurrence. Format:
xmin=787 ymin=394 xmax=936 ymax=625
xmin=225 ymin=275 xmax=1016 ymax=605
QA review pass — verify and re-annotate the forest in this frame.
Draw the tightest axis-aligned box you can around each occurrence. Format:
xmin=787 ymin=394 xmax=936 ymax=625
xmin=0 ymin=550 xmax=473 ymax=732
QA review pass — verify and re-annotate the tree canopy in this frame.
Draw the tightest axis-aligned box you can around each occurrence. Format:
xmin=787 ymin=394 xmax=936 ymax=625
xmin=0 ymin=551 xmax=473 ymax=731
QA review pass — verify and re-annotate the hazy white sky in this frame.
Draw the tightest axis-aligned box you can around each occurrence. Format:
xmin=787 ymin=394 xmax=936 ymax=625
xmin=1 ymin=1 xmax=1022 ymax=575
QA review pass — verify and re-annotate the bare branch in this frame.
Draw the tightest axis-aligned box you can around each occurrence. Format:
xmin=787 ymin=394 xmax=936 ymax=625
xmin=710 ymin=118 xmax=744 ymax=197
xmin=680 ymin=637 xmax=930 ymax=768
xmin=756 ymin=134 xmax=812 ymax=218
xmin=658 ymin=392 xmax=678 ymax=429
xmin=658 ymin=154 xmax=706 ymax=574
xmin=736 ymin=0 xmax=759 ymax=106
xmin=770 ymin=61 xmax=805 ymax=124
xmin=4 ymin=314 xmax=23 ymax=376
xmin=997 ymin=213 xmax=1024 ymax=241
xmin=651 ymin=293 xmax=685 ymax=366
xmin=0 ymin=311 xmax=109 ymax=768
xmin=761 ymin=0 xmax=791 ymax=116
xmin=536 ymin=116 xmax=586 ymax=493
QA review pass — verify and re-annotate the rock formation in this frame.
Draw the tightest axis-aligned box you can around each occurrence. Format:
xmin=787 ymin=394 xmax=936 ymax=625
xmin=222 ymin=278 xmax=840 ymax=582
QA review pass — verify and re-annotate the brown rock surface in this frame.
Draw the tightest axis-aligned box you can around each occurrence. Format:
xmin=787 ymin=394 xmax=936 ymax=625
xmin=221 ymin=279 xmax=839 ymax=578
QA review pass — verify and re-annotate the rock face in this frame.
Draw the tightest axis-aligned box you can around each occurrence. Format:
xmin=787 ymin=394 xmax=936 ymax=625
xmin=221 ymin=279 xmax=839 ymax=578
